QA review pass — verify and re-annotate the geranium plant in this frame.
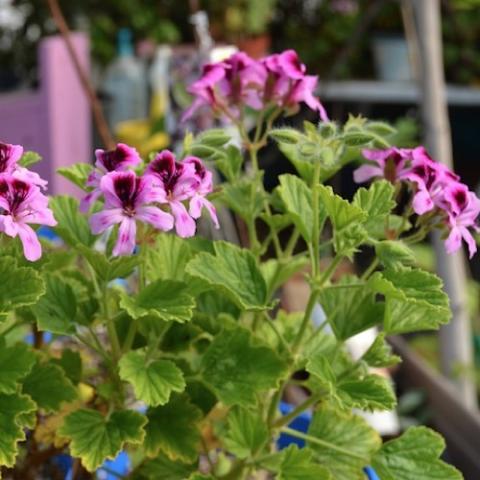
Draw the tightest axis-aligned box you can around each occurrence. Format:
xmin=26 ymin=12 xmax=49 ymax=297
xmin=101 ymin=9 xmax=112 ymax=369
xmin=0 ymin=50 xmax=470 ymax=479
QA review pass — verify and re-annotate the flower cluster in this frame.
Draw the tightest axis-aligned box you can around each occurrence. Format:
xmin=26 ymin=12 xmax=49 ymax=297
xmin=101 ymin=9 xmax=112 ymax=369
xmin=84 ymin=144 xmax=218 ymax=256
xmin=354 ymin=146 xmax=480 ymax=258
xmin=183 ymin=50 xmax=328 ymax=122
xmin=0 ymin=142 xmax=56 ymax=261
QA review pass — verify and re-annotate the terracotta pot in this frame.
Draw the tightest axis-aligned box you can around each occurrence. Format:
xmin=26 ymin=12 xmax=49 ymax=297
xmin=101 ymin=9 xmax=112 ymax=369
xmin=237 ymin=34 xmax=271 ymax=59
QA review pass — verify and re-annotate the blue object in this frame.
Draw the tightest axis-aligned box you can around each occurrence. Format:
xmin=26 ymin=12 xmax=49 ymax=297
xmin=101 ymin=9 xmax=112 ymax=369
xmin=365 ymin=465 xmax=381 ymax=480
xmin=277 ymin=401 xmax=380 ymax=479
xmin=37 ymin=226 xmax=62 ymax=244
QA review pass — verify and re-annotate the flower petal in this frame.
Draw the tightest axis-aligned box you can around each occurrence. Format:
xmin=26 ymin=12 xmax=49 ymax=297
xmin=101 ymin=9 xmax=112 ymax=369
xmin=90 ymin=208 xmax=124 ymax=234
xmin=412 ymin=189 xmax=434 ymax=215
xmin=445 ymin=226 xmax=462 ymax=255
xmin=136 ymin=206 xmax=174 ymax=231
xmin=353 ymin=164 xmax=383 ymax=183
xmin=80 ymin=188 xmax=102 ymax=213
xmin=189 ymin=195 xmax=219 ymax=229
xmin=113 ymin=217 xmax=137 ymax=256
xmin=170 ymin=200 xmax=196 ymax=238
xmin=17 ymin=223 xmax=42 ymax=261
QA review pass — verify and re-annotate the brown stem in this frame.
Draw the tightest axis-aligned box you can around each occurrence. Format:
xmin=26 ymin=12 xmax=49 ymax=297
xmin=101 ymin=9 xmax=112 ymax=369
xmin=45 ymin=0 xmax=116 ymax=149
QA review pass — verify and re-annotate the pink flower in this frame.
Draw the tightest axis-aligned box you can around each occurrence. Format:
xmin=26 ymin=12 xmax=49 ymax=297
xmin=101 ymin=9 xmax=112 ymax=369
xmin=81 ymin=143 xmax=142 ymax=212
xmin=183 ymin=52 xmax=265 ymax=121
xmin=145 ymin=150 xmax=219 ymax=237
xmin=353 ymin=147 xmax=413 ymax=184
xmin=402 ymin=147 xmax=460 ymax=215
xmin=90 ymin=171 xmax=173 ymax=256
xmin=262 ymin=50 xmax=329 ymax=121
xmin=145 ymin=151 xmax=199 ymax=238
xmin=0 ymin=141 xmax=47 ymax=189
xmin=0 ymin=176 xmax=56 ymax=261
xmin=183 ymin=157 xmax=219 ymax=229
xmin=183 ymin=50 xmax=329 ymax=122
xmin=444 ymin=189 xmax=480 ymax=258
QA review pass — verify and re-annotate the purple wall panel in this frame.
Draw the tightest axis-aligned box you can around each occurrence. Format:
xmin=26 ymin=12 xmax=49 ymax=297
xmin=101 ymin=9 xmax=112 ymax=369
xmin=0 ymin=32 xmax=92 ymax=197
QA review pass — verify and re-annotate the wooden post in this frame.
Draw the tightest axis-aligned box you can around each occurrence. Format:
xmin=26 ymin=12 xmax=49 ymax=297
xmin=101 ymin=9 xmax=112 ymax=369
xmin=412 ymin=0 xmax=477 ymax=409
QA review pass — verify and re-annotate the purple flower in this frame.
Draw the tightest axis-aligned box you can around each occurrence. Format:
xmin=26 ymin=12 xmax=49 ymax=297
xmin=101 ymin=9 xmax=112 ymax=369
xmin=183 ymin=50 xmax=329 ymax=122
xmin=81 ymin=143 xmax=142 ymax=212
xmin=353 ymin=147 xmax=413 ymax=184
xmin=145 ymin=151 xmax=199 ymax=238
xmin=0 ymin=141 xmax=47 ymax=189
xmin=262 ymin=50 xmax=329 ymax=121
xmin=90 ymin=171 xmax=173 ymax=256
xmin=183 ymin=52 xmax=265 ymax=121
xmin=444 ymin=189 xmax=480 ymax=258
xmin=403 ymin=149 xmax=458 ymax=215
xmin=145 ymin=150 xmax=219 ymax=237
xmin=0 ymin=175 xmax=56 ymax=261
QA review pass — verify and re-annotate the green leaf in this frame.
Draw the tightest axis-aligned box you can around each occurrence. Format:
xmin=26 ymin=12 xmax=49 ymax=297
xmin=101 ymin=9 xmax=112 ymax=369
xmin=375 ymin=241 xmax=415 ymax=268
xmin=0 ymin=343 xmax=36 ymax=394
xmin=145 ymin=394 xmax=202 ymax=462
xmin=307 ymin=353 xmax=396 ymax=411
xmin=135 ymin=455 xmax=196 ymax=480
xmin=366 ymin=121 xmax=397 ymax=136
xmin=278 ymin=445 xmax=332 ymax=480
xmin=222 ymin=407 xmax=268 ymax=459
xmin=19 ymin=151 xmax=41 ymax=167
xmin=201 ymin=326 xmax=287 ymax=407
xmin=0 ymin=257 xmax=45 ymax=313
xmin=215 ymin=145 xmax=243 ymax=182
xmin=371 ymin=267 xmax=451 ymax=333
xmin=119 ymin=351 xmax=185 ymax=406
xmin=195 ymin=128 xmax=231 ymax=147
xmin=260 ymin=256 xmax=308 ymax=295
xmin=270 ymin=128 xmax=303 ymax=144
xmin=120 ymin=279 xmax=195 ymax=323
xmin=362 ymin=333 xmax=401 ymax=368
xmin=318 ymin=185 xmax=367 ymax=255
xmin=51 ymin=349 xmax=83 ymax=385
xmin=33 ymin=274 xmax=77 ymax=335
xmin=319 ymin=276 xmax=383 ymax=341
xmin=307 ymin=404 xmax=381 ymax=479
xmin=221 ymin=179 xmax=265 ymax=220
xmin=78 ymin=245 xmax=139 ymax=282
xmin=372 ymin=426 xmax=463 ymax=480
xmin=353 ymin=180 xmax=396 ymax=223
xmin=342 ymin=131 xmax=377 ymax=146
xmin=57 ymin=163 xmax=93 ymax=191
xmin=186 ymin=241 xmax=268 ymax=311
xmin=338 ymin=374 xmax=396 ymax=411
xmin=0 ymin=392 xmax=37 ymax=467
xmin=146 ymin=234 xmax=193 ymax=282
xmin=50 ymin=196 xmax=95 ymax=247
xmin=22 ymin=362 xmax=77 ymax=412
xmin=276 ymin=174 xmax=326 ymax=242
xmin=59 ymin=408 xmax=146 ymax=472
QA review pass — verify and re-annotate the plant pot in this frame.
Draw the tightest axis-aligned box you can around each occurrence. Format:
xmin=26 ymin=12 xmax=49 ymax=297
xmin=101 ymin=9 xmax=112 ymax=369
xmin=372 ymin=34 xmax=412 ymax=82
xmin=236 ymin=34 xmax=271 ymax=59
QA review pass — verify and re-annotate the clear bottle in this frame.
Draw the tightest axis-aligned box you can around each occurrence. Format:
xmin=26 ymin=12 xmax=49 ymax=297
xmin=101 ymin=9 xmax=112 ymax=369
xmin=102 ymin=28 xmax=148 ymax=130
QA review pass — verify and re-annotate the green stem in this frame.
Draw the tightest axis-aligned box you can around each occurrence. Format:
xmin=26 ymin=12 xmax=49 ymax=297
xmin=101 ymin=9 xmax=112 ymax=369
xmin=291 ymin=288 xmax=319 ymax=355
xmin=361 ymin=257 xmax=379 ymax=281
xmin=284 ymin=229 xmax=300 ymax=258
xmin=103 ymin=285 xmax=121 ymax=361
xmin=311 ymin=162 xmax=322 ymax=277
xmin=280 ymin=427 xmax=365 ymax=459
xmin=263 ymin=312 xmax=291 ymax=353
xmin=273 ymin=393 xmax=322 ymax=428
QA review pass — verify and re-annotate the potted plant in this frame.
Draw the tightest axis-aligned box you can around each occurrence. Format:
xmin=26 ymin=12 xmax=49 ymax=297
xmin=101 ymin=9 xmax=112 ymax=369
xmin=0 ymin=49 xmax=469 ymax=479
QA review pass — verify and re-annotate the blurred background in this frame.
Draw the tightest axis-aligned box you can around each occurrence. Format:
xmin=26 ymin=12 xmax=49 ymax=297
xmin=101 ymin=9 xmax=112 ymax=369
xmin=2 ymin=0 xmax=480 ymax=477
